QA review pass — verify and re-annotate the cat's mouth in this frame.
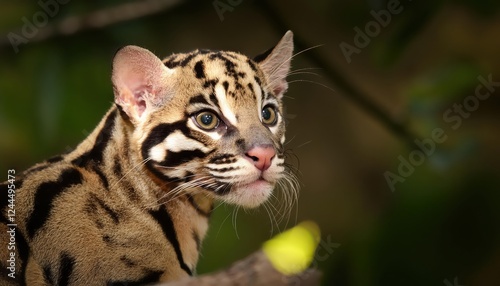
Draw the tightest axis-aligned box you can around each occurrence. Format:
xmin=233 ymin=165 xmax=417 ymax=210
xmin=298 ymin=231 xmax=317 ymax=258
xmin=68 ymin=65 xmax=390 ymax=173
xmin=238 ymin=177 xmax=270 ymax=189
xmin=199 ymin=164 xmax=281 ymax=208
xmin=221 ymin=177 xmax=274 ymax=208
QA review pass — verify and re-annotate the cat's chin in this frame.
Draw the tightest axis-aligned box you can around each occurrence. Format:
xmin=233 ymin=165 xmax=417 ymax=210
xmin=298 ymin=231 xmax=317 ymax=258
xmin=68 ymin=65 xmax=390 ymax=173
xmin=224 ymin=179 xmax=274 ymax=208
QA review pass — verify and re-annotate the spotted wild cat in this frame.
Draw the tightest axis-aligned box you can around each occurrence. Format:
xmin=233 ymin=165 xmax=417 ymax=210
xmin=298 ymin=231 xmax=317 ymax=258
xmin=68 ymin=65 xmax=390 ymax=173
xmin=0 ymin=31 xmax=295 ymax=285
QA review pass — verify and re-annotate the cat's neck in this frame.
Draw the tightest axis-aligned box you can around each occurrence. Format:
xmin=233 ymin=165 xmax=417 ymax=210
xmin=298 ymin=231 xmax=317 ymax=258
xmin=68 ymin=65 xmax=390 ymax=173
xmin=61 ymin=105 xmax=212 ymax=269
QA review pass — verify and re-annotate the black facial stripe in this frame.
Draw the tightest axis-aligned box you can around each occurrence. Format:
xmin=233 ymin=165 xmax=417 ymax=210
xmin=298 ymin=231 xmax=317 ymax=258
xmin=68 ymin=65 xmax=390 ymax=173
xmin=194 ymin=60 xmax=206 ymax=79
xmin=203 ymin=79 xmax=219 ymax=88
xmin=189 ymin=94 xmax=210 ymax=106
xmin=160 ymin=150 xmax=208 ymax=167
xmin=225 ymin=52 xmax=238 ymax=60
xmin=142 ymin=124 xmax=172 ymax=160
xmin=209 ymin=154 xmax=237 ymax=164
xmin=149 ymin=205 xmax=192 ymax=276
xmin=180 ymin=53 xmax=197 ymax=67
xmin=221 ymin=55 xmax=235 ymax=74
xmin=207 ymin=166 xmax=239 ymax=173
xmin=208 ymin=93 xmax=219 ymax=108
xmin=247 ymin=58 xmax=258 ymax=72
xmin=165 ymin=52 xmax=198 ymax=68
xmin=165 ymin=61 xmax=178 ymax=68
xmin=72 ymin=108 xmax=117 ymax=167
xmin=261 ymin=86 xmax=267 ymax=102
xmin=247 ymin=82 xmax=255 ymax=95
xmin=254 ymin=75 xmax=261 ymax=85
xmin=163 ymin=54 xmax=178 ymax=68
xmin=208 ymin=53 xmax=246 ymax=82
xmin=141 ymin=121 xmax=189 ymax=161
xmin=27 ymin=168 xmax=83 ymax=238
xmin=235 ymin=82 xmax=244 ymax=91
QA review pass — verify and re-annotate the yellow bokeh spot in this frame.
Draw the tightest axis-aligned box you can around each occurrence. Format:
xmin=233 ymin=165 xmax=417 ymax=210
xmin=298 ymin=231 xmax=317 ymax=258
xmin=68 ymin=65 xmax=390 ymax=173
xmin=262 ymin=221 xmax=320 ymax=275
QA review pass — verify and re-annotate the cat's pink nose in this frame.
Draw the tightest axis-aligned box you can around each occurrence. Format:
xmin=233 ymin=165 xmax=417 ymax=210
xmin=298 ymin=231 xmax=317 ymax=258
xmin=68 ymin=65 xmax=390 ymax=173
xmin=245 ymin=146 xmax=276 ymax=171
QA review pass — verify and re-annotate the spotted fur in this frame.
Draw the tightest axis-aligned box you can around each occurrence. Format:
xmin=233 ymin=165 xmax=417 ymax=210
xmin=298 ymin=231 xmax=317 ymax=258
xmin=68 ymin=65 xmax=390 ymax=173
xmin=0 ymin=31 xmax=295 ymax=285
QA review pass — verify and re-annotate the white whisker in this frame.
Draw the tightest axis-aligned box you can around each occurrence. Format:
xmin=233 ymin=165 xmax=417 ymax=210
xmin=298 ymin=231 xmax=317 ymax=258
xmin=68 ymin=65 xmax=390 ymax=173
xmin=287 ymin=70 xmax=321 ymax=77
xmin=266 ymin=44 xmax=324 ymax=85
xmin=288 ymin=79 xmax=336 ymax=93
xmin=109 ymin=157 xmax=152 ymax=192
xmin=232 ymin=206 xmax=241 ymax=240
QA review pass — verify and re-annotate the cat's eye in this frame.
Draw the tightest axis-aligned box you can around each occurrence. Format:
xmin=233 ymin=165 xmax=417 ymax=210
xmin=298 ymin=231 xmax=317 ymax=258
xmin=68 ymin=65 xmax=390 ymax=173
xmin=195 ymin=111 xmax=220 ymax=130
xmin=261 ymin=106 xmax=277 ymax=125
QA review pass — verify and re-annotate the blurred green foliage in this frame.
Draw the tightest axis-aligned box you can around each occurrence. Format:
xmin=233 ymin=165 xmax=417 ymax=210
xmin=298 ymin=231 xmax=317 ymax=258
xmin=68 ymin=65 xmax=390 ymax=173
xmin=1 ymin=0 xmax=500 ymax=285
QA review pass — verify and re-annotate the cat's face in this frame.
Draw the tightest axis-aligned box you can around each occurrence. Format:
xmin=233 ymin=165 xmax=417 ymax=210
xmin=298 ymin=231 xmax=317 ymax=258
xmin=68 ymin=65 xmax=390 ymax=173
xmin=112 ymin=32 xmax=294 ymax=208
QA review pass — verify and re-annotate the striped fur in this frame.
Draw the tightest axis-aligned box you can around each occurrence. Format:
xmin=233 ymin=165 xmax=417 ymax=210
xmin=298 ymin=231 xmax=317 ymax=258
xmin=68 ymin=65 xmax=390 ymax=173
xmin=0 ymin=31 xmax=295 ymax=285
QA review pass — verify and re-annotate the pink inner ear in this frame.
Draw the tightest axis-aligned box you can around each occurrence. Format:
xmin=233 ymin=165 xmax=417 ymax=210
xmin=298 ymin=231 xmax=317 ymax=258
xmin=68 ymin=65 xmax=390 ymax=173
xmin=119 ymin=71 xmax=153 ymax=117
xmin=124 ymin=72 xmax=149 ymax=94
xmin=272 ymin=80 xmax=287 ymax=96
xmin=257 ymin=31 xmax=294 ymax=99
xmin=134 ymin=90 xmax=147 ymax=116
xmin=112 ymin=45 xmax=172 ymax=122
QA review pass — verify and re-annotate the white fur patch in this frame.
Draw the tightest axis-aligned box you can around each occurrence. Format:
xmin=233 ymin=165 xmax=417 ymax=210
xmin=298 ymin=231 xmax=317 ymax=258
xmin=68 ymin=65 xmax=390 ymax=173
xmin=214 ymin=84 xmax=237 ymax=126
xmin=149 ymin=130 xmax=209 ymax=162
xmin=255 ymin=83 xmax=263 ymax=121
xmin=165 ymin=130 xmax=210 ymax=152
xmin=149 ymin=144 xmax=167 ymax=162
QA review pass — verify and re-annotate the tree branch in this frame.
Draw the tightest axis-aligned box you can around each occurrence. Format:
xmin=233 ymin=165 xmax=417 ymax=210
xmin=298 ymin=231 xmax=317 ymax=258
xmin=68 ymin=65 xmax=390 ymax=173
xmin=159 ymin=251 xmax=321 ymax=286
xmin=1 ymin=0 xmax=184 ymax=51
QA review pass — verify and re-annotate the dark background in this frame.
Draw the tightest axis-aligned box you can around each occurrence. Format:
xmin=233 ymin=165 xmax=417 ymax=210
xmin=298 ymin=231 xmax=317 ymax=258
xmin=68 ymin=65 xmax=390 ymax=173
xmin=1 ymin=1 xmax=500 ymax=285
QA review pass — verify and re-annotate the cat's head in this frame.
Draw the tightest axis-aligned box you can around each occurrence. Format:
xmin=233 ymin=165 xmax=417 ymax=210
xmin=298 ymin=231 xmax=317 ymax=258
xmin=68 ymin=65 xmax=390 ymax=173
xmin=112 ymin=31 xmax=294 ymax=208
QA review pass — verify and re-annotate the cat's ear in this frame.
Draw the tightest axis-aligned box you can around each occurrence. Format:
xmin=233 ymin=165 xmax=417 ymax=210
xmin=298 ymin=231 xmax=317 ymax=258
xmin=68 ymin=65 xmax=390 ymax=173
xmin=112 ymin=45 xmax=174 ymax=124
xmin=254 ymin=30 xmax=294 ymax=98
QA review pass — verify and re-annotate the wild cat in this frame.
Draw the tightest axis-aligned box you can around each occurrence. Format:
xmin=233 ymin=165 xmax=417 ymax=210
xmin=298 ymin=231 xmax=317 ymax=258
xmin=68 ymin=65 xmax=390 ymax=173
xmin=0 ymin=31 xmax=296 ymax=285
